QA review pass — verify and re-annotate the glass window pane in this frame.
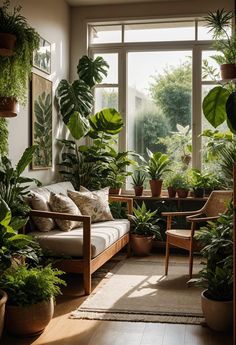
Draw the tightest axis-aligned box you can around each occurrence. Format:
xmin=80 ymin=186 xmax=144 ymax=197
xmin=124 ymin=22 xmax=195 ymax=42
xmin=94 ymin=53 xmax=118 ymax=84
xmin=90 ymin=25 xmax=122 ymax=44
xmin=202 ymin=51 xmax=221 ymax=81
xmin=198 ymin=20 xmax=231 ymax=41
xmin=127 ymin=51 xmax=192 ymax=173
xmin=94 ymin=87 xmax=118 ymax=113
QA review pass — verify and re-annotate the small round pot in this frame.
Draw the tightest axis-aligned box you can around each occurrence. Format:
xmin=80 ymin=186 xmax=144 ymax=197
xmin=201 ymin=290 xmax=233 ymax=332
xmin=167 ymin=186 xmax=176 ymax=198
xmin=149 ymin=179 xmax=162 ymax=197
xmin=109 ymin=188 xmax=121 ymax=195
xmin=5 ymin=298 xmax=54 ymax=336
xmin=220 ymin=63 xmax=236 ymax=80
xmin=0 ymin=33 xmax=16 ymax=56
xmin=193 ymin=188 xmax=204 ymax=198
xmin=0 ymin=290 xmax=8 ymax=339
xmin=134 ymin=185 xmax=143 ymax=197
xmin=0 ymin=97 xmax=18 ymax=117
xmin=176 ymin=188 xmax=189 ymax=198
xmin=130 ymin=234 xmax=153 ymax=256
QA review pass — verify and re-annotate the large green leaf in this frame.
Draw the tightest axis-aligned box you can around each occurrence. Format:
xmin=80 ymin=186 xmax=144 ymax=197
xmin=16 ymin=146 xmax=37 ymax=176
xmin=0 ymin=199 xmax=11 ymax=226
xmin=226 ymin=92 xmax=236 ymax=133
xmin=77 ymin=55 xmax=109 ymax=88
xmin=89 ymin=108 xmax=123 ymax=137
xmin=202 ymin=86 xmax=229 ymax=128
xmin=67 ymin=111 xmax=90 ymax=140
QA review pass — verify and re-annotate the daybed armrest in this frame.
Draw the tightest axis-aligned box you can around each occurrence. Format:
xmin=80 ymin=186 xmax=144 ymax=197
xmin=109 ymin=196 xmax=133 ymax=215
xmin=186 ymin=214 xmax=219 ymax=223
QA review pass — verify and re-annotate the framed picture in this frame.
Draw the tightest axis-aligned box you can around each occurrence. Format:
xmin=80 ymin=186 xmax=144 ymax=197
xmin=31 ymin=73 xmax=52 ymax=170
xmin=33 ymin=37 xmax=51 ymax=74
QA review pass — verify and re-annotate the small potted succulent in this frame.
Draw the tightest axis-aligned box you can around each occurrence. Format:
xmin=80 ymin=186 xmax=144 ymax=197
xmin=173 ymin=173 xmax=190 ymax=198
xmin=131 ymin=170 xmax=146 ymax=196
xmin=129 ymin=202 xmax=162 ymax=256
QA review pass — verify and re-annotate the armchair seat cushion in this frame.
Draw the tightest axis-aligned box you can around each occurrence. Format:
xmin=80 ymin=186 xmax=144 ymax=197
xmin=166 ymin=229 xmax=192 ymax=238
xmin=28 ymin=219 xmax=130 ymax=258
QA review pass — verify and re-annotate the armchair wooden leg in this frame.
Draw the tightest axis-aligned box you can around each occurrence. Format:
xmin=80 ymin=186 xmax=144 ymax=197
xmin=165 ymin=239 xmax=170 ymax=276
xmin=189 ymin=248 xmax=193 ymax=279
xmin=83 ymin=271 xmax=91 ymax=295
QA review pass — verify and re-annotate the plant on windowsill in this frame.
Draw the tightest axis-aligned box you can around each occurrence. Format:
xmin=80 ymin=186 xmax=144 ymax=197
xmin=171 ymin=173 xmax=190 ymax=198
xmin=194 ymin=204 xmax=233 ymax=331
xmin=0 ymin=264 xmax=66 ymax=336
xmin=0 ymin=0 xmax=40 ymax=117
xmin=145 ymin=149 xmax=171 ymax=197
xmin=131 ymin=169 xmax=146 ymax=196
xmin=129 ymin=202 xmax=162 ymax=256
xmin=189 ymin=169 xmax=213 ymax=198
xmin=164 ymin=173 xmax=184 ymax=198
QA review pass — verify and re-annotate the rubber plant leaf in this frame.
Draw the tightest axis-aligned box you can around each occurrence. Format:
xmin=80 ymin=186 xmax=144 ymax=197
xmin=226 ymin=91 xmax=236 ymax=133
xmin=77 ymin=55 xmax=109 ymax=88
xmin=67 ymin=111 xmax=90 ymax=140
xmin=88 ymin=108 xmax=123 ymax=136
xmin=202 ymin=86 xmax=230 ymax=128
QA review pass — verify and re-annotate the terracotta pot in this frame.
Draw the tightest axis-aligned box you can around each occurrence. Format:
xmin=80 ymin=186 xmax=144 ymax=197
xmin=109 ymin=187 xmax=121 ymax=195
xmin=176 ymin=188 xmax=189 ymax=198
xmin=149 ymin=179 xmax=162 ymax=197
xmin=0 ymin=33 xmax=16 ymax=56
xmin=134 ymin=185 xmax=143 ymax=196
xmin=201 ymin=290 xmax=233 ymax=332
xmin=0 ymin=290 xmax=8 ymax=339
xmin=5 ymin=298 xmax=54 ymax=336
xmin=167 ymin=186 xmax=176 ymax=198
xmin=130 ymin=234 xmax=153 ymax=256
xmin=193 ymin=188 xmax=204 ymax=198
xmin=220 ymin=63 xmax=236 ymax=80
xmin=0 ymin=97 xmax=18 ymax=117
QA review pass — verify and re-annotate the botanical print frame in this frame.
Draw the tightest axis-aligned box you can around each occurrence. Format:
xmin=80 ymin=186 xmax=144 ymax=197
xmin=33 ymin=37 xmax=51 ymax=74
xmin=31 ymin=73 xmax=52 ymax=170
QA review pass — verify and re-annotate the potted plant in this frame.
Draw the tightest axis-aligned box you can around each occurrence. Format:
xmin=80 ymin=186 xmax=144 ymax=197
xmin=131 ymin=170 xmax=146 ymax=196
xmin=173 ymin=173 xmax=190 ymax=198
xmin=0 ymin=264 xmax=66 ymax=336
xmin=195 ymin=205 xmax=233 ymax=331
xmin=204 ymin=9 xmax=236 ymax=80
xmin=0 ymin=0 xmax=40 ymax=117
xmin=145 ymin=149 xmax=171 ymax=197
xmin=189 ymin=169 xmax=212 ymax=198
xmin=164 ymin=174 xmax=183 ymax=198
xmin=129 ymin=202 xmax=162 ymax=256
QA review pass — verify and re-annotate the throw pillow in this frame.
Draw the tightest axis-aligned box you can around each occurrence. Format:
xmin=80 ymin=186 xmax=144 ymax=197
xmin=30 ymin=191 xmax=55 ymax=232
xmin=49 ymin=192 xmax=82 ymax=231
xmin=68 ymin=187 xmax=114 ymax=223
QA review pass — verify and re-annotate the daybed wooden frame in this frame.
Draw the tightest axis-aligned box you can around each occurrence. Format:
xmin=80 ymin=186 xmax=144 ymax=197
xmin=28 ymin=196 xmax=133 ymax=295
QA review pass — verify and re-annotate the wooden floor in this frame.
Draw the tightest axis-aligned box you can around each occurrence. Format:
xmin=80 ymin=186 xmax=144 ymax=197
xmin=1 ymin=254 xmax=233 ymax=345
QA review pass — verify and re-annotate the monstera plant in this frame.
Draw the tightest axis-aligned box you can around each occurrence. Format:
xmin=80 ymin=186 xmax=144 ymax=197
xmin=56 ymin=55 xmax=109 ymax=140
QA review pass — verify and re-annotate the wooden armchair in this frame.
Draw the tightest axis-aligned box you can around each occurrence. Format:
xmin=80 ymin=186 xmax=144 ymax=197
xmin=162 ymin=190 xmax=232 ymax=278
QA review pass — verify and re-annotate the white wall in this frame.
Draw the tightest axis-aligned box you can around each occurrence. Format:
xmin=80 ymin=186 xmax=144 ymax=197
xmin=2 ymin=0 xmax=70 ymax=185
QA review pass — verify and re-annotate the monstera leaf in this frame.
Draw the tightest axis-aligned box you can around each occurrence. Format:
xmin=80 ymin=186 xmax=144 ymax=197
xmin=77 ymin=55 xmax=109 ymax=88
xmin=88 ymin=108 xmax=124 ymax=138
xmin=202 ymin=86 xmax=230 ymax=128
xmin=67 ymin=111 xmax=90 ymax=140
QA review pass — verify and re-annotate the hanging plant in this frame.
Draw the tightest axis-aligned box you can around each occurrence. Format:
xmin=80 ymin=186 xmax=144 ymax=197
xmin=0 ymin=118 xmax=8 ymax=155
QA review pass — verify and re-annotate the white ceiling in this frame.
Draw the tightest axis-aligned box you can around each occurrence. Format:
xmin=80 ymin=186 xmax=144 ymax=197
xmin=67 ymin=0 xmax=174 ymax=7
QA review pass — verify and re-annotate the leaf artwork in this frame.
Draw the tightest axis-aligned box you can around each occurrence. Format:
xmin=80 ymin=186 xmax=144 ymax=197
xmin=33 ymin=91 xmax=52 ymax=167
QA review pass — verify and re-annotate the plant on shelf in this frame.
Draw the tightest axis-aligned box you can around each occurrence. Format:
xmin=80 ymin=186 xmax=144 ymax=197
xmin=164 ymin=173 xmax=184 ymax=198
xmin=0 ymin=264 xmax=66 ymax=336
xmin=131 ymin=169 xmax=146 ymax=196
xmin=189 ymin=169 xmax=213 ymax=198
xmin=145 ymin=149 xmax=171 ymax=197
xmin=129 ymin=202 xmax=162 ymax=256
xmin=56 ymin=55 xmax=109 ymax=140
xmin=0 ymin=0 xmax=40 ymax=116
xmin=194 ymin=204 xmax=233 ymax=331
xmin=171 ymin=172 xmax=190 ymax=198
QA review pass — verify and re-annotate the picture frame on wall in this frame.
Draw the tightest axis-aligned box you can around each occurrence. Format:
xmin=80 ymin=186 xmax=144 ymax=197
xmin=33 ymin=37 xmax=51 ymax=74
xmin=31 ymin=73 xmax=52 ymax=170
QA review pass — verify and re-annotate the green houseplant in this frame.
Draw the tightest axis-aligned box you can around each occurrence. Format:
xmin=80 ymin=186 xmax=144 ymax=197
xmin=189 ymin=169 xmax=213 ymax=198
xmin=0 ymin=0 xmax=40 ymax=116
xmin=0 ymin=264 xmax=66 ymax=336
xmin=164 ymin=173 xmax=184 ymax=198
xmin=145 ymin=149 xmax=171 ymax=197
xmin=171 ymin=172 xmax=190 ymax=198
xmin=195 ymin=205 xmax=233 ymax=331
xmin=129 ymin=202 xmax=161 ymax=256
xmin=131 ymin=170 xmax=146 ymax=196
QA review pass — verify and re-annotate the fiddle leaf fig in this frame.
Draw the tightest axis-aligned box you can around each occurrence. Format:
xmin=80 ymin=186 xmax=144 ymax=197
xmin=88 ymin=108 xmax=124 ymax=138
xmin=202 ymin=86 xmax=230 ymax=128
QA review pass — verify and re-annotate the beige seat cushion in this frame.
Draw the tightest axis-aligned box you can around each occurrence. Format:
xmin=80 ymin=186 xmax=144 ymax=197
xmin=68 ymin=188 xmax=113 ymax=223
xmin=28 ymin=219 xmax=130 ymax=258
xmin=166 ymin=229 xmax=192 ymax=238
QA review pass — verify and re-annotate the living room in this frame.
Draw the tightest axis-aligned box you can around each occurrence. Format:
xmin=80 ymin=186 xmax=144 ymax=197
xmin=0 ymin=0 xmax=235 ymax=344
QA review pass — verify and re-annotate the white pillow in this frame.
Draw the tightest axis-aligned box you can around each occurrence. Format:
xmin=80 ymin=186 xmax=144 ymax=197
xmin=30 ymin=191 xmax=55 ymax=232
xmin=49 ymin=192 xmax=82 ymax=231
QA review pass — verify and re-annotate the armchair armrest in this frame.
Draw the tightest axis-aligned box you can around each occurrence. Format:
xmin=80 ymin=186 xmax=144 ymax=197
xmin=109 ymin=196 xmax=133 ymax=215
xmin=186 ymin=214 xmax=219 ymax=223
xmin=162 ymin=210 xmax=200 ymax=217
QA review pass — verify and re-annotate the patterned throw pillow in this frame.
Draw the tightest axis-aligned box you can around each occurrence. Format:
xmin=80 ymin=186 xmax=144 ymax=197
xmin=49 ymin=192 xmax=82 ymax=231
xmin=30 ymin=191 xmax=55 ymax=232
xmin=68 ymin=188 xmax=114 ymax=223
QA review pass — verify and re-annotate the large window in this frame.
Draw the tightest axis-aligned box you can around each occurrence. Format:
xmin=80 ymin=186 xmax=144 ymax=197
xmin=89 ymin=19 xmax=216 ymax=171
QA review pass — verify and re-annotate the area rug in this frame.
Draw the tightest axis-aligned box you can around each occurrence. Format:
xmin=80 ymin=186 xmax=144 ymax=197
xmin=71 ymin=258 xmax=204 ymax=325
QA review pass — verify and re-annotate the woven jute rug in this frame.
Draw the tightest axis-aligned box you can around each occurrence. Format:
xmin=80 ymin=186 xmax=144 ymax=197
xmin=71 ymin=257 xmax=204 ymax=325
